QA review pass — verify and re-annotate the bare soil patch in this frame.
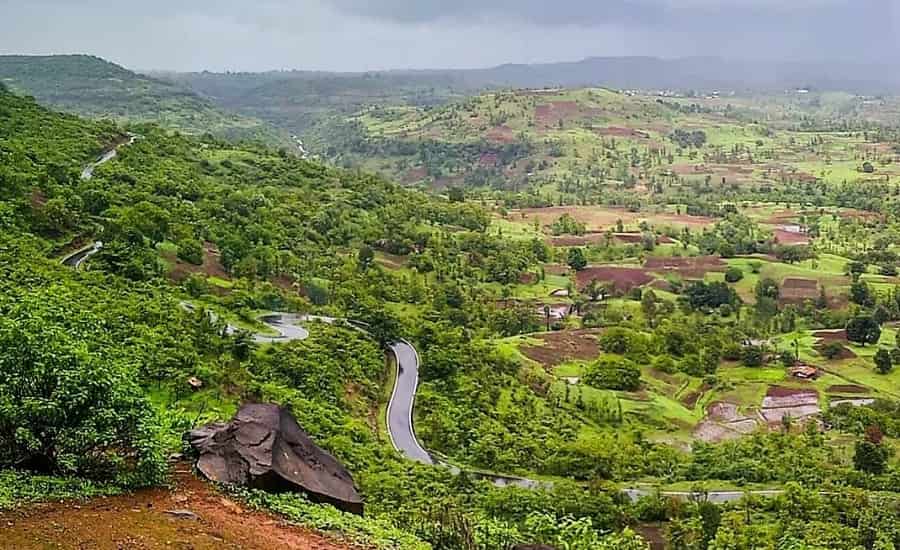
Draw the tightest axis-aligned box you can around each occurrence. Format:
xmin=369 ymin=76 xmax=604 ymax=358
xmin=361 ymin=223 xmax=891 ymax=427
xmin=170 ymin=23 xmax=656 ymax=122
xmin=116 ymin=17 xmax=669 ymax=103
xmin=814 ymin=329 xmax=847 ymax=342
xmin=780 ymin=278 xmax=819 ymax=301
xmin=773 ymin=228 xmax=811 ymax=245
xmin=169 ymin=242 xmax=229 ymax=283
xmin=575 ymin=266 xmax=654 ymax=293
xmin=520 ymin=329 xmax=602 ymax=368
xmin=644 ymin=256 xmax=726 ymax=278
xmin=0 ymin=469 xmax=352 ymax=550
xmin=827 ymin=384 xmax=870 ymax=394
xmin=814 ymin=343 xmax=856 ymax=359
xmin=534 ymin=101 xmax=583 ymax=126
xmin=485 ymin=124 xmax=515 ymax=143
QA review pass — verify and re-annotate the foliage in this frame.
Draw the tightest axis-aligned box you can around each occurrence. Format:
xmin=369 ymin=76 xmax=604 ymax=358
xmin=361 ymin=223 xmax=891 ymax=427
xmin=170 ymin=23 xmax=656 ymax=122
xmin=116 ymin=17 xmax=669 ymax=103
xmin=583 ymin=355 xmax=642 ymax=391
xmin=846 ymin=316 xmax=881 ymax=346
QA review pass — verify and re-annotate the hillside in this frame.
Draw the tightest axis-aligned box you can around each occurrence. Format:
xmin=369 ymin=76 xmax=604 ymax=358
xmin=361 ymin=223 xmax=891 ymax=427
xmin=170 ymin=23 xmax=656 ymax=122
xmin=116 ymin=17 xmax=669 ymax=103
xmin=165 ymin=69 xmax=472 ymax=136
xmin=2 ymin=79 xmax=900 ymax=550
xmin=0 ymin=55 xmax=289 ymax=147
xmin=162 ymin=57 xmax=900 ymax=145
xmin=315 ymin=86 xmax=900 ymax=202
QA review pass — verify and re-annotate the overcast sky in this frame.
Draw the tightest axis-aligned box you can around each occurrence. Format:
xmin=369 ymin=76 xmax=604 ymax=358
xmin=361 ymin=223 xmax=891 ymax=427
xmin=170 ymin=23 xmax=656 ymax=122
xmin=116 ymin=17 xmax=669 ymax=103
xmin=1 ymin=0 xmax=897 ymax=72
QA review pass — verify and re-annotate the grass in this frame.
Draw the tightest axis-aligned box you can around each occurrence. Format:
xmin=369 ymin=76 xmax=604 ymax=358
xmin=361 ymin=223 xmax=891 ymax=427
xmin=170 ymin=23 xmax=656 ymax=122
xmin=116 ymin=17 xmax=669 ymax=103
xmin=0 ymin=471 xmax=121 ymax=510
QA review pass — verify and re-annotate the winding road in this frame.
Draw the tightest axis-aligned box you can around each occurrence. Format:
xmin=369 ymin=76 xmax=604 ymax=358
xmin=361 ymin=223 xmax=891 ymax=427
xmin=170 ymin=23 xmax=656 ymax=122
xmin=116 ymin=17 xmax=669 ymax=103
xmin=81 ymin=134 xmax=136 ymax=180
xmin=66 ymin=136 xmax=778 ymax=503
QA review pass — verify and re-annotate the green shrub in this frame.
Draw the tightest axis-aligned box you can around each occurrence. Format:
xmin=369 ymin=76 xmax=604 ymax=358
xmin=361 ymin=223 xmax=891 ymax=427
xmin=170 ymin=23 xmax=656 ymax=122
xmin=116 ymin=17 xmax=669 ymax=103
xmin=583 ymin=355 xmax=642 ymax=391
xmin=724 ymin=267 xmax=744 ymax=283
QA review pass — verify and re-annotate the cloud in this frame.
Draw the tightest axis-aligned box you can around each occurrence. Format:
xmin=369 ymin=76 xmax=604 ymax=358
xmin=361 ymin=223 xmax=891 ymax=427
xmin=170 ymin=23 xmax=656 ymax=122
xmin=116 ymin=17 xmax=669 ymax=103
xmin=0 ymin=0 xmax=896 ymax=71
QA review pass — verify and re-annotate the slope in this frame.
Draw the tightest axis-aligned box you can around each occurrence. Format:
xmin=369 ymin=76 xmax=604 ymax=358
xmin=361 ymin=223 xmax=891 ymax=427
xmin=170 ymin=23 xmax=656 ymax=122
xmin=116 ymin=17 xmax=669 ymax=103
xmin=0 ymin=55 xmax=289 ymax=147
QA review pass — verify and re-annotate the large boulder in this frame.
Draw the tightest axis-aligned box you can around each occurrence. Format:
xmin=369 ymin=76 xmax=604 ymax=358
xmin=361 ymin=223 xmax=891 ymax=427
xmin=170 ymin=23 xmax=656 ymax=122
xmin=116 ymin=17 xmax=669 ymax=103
xmin=186 ymin=403 xmax=363 ymax=515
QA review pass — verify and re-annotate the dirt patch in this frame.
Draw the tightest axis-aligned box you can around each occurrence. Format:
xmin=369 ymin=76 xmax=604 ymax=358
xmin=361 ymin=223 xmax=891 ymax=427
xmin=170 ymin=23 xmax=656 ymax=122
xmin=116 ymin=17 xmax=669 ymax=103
xmin=707 ymin=401 xmax=741 ymax=422
xmin=521 ymin=329 xmax=602 ymax=368
xmin=773 ymin=228 xmax=811 ymax=245
xmin=815 ymin=342 xmax=856 ymax=360
xmin=826 ymin=384 xmax=870 ymax=394
xmin=0 ymin=468 xmax=352 ymax=550
xmin=169 ymin=242 xmax=230 ymax=283
xmin=485 ymin=125 xmax=515 ymax=143
xmin=680 ymin=384 xmax=711 ymax=408
xmin=752 ymin=387 xmax=822 ymax=427
xmin=814 ymin=329 xmax=847 ymax=342
xmin=634 ymin=523 xmax=666 ymax=550
xmin=644 ymin=255 xmax=726 ymax=279
xmin=575 ymin=266 xmax=654 ymax=293
xmin=549 ymin=233 xmax=610 ymax=247
xmin=780 ymin=278 xmax=819 ymax=301
xmin=595 ymin=127 xmax=650 ymax=139
xmin=534 ymin=101 xmax=583 ymax=126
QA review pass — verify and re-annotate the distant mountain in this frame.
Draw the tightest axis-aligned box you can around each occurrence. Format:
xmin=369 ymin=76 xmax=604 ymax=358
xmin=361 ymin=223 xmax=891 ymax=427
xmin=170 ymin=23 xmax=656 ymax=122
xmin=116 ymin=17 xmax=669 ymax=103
xmin=445 ymin=57 xmax=900 ymax=94
xmin=163 ymin=56 xmax=900 ymax=141
xmin=0 ymin=55 xmax=290 ymax=147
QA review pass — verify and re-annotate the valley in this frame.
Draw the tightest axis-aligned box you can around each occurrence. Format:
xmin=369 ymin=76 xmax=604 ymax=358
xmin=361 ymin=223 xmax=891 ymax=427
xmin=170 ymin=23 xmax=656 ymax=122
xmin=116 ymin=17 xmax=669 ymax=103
xmin=1 ymin=52 xmax=900 ymax=550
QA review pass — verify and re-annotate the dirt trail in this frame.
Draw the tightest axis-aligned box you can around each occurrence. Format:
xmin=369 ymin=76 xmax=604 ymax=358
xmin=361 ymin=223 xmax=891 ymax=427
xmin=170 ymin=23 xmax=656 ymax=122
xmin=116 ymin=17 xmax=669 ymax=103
xmin=0 ymin=469 xmax=353 ymax=550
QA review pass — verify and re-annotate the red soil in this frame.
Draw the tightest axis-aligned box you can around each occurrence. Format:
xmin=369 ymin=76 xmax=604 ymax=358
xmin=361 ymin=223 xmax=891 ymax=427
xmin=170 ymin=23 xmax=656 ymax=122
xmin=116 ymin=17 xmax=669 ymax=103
xmin=780 ymin=278 xmax=819 ymax=301
xmin=521 ymin=329 xmax=602 ymax=368
xmin=766 ymin=386 xmax=818 ymax=399
xmin=827 ymin=384 xmax=870 ymax=394
xmin=485 ymin=125 xmax=515 ymax=143
xmin=534 ymin=101 xmax=581 ymax=126
xmin=773 ymin=229 xmax=811 ymax=245
xmin=814 ymin=329 xmax=848 ymax=342
xmin=0 ymin=469 xmax=352 ymax=550
xmin=575 ymin=266 xmax=654 ymax=293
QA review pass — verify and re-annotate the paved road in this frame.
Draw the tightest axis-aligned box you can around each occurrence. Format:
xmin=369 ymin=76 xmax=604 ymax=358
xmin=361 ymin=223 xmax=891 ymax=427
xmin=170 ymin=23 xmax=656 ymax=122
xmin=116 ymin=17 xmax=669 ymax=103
xmin=386 ymin=341 xmax=433 ymax=464
xmin=622 ymin=488 xmax=783 ymax=504
xmin=61 ymin=242 xmax=103 ymax=270
xmin=81 ymin=135 xmax=136 ymax=180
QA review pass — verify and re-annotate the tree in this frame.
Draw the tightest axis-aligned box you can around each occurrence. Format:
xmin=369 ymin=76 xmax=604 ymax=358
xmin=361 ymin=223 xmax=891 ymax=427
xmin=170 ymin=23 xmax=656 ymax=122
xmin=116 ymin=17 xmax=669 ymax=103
xmin=567 ymin=248 xmax=587 ymax=271
xmin=846 ymin=316 xmax=881 ymax=346
xmin=357 ymin=244 xmax=375 ymax=271
xmin=0 ymin=318 xmax=164 ymax=483
xmin=853 ymin=426 xmax=890 ymax=474
xmin=755 ymin=278 xmax=780 ymax=301
xmin=724 ymin=267 xmax=744 ymax=283
xmin=641 ymin=290 xmax=658 ymax=326
xmin=874 ymin=348 xmax=894 ymax=375
xmin=850 ymin=280 xmax=875 ymax=307
xmin=583 ymin=355 xmax=642 ymax=391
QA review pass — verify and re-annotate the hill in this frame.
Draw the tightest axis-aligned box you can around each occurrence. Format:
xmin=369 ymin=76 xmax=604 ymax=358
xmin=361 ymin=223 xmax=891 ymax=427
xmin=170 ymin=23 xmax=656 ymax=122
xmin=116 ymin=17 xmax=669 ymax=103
xmin=162 ymin=56 xmax=900 ymax=145
xmin=2 ymin=79 xmax=900 ymax=550
xmin=312 ymin=86 xmax=900 ymax=199
xmin=0 ymin=55 xmax=290 ymax=147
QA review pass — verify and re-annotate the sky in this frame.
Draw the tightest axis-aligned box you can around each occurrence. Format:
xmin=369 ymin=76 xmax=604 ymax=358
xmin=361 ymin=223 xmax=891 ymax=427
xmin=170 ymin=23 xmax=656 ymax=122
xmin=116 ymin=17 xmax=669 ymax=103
xmin=1 ymin=0 xmax=898 ymax=72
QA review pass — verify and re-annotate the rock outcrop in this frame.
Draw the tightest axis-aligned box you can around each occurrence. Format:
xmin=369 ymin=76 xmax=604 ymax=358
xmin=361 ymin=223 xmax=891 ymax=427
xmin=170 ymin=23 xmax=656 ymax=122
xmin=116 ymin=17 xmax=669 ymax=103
xmin=186 ymin=403 xmax=363 ymax=515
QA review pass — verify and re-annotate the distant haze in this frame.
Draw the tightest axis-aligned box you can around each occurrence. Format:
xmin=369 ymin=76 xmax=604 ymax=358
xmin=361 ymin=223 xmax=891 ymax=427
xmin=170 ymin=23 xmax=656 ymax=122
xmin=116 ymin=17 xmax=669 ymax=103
xmin=0 ymin=0 xmax=897 ymax=73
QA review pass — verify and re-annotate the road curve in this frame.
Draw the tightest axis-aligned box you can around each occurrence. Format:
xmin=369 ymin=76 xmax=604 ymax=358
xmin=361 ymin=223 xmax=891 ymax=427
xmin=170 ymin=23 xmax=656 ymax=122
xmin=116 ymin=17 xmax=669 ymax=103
xmin=386 ymin=341 xmax=433 ymax=464
xmin=61 ymin=242 xmax=103 ymax=270
xmin=81 ymin=134 xmax=136 ymax=180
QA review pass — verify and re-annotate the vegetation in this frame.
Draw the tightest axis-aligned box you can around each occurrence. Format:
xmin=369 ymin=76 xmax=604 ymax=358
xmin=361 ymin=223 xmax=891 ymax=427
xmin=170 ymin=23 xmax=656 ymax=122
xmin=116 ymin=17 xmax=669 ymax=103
xmin=2 ymin=63 xmax=900 ymax=549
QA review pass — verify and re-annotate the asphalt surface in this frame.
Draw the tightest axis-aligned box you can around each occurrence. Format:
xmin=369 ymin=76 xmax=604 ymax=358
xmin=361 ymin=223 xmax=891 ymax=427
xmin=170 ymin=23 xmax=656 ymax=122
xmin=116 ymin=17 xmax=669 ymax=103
xmin=386 ymin=341 xmax=433 ymax=464
xmin=61 ymin=242 xmax=102 ymax=269
xmin=80 ymin=135 xmax=136 ymax=180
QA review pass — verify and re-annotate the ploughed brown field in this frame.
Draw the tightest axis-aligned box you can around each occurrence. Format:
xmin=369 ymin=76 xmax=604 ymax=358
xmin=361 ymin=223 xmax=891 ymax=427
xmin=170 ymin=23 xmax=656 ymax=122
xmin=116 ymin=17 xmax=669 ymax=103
xmin=521 ymin=328 xmax=603 ymax=368
xmin=575 ymin=266 xmax=654 ymax=293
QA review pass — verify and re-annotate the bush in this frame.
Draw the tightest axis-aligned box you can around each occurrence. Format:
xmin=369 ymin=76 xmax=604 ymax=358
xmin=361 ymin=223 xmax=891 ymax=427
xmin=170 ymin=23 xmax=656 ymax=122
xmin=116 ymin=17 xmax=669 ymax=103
xmin=741 ymin=345 xmax=765 ymax=367
xmin=724 ymin=267 xmax=744 ymax=283
xmin=821 ymin=341 xmax=845 ymax=360
xmin=0 ymin=320 xmax=165 ymax=485
xmin=583 ymin=356 xmax=642 ymax=391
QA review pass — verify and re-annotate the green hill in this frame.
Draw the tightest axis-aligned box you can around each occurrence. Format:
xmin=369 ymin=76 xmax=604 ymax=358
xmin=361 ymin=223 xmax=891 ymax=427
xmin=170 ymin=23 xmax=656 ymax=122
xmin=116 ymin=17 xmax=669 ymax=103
xmin=0 ymin=55 xmax=289 ymax=147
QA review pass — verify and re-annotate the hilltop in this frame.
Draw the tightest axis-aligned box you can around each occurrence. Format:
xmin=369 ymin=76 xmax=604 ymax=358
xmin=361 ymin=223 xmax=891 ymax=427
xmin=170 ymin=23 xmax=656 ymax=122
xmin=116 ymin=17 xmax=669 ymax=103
xmin=0 ymin=55 xmax=289 ymax=147
xmin=312 ymin=86 xmax=900 ymax=200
